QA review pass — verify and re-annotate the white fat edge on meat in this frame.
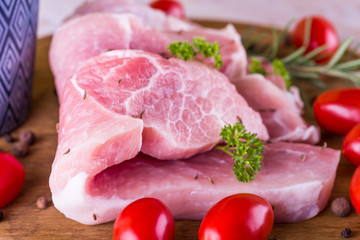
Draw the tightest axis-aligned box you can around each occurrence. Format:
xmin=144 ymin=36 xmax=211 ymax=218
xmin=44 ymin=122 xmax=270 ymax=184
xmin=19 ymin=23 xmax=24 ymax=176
xmin=112 ymin=14 xmax=137 ymax=49
xmin=270 ymin=123 xmax=320 ymax=144
xmin=52 ymin=172 xmax=135 ymax=225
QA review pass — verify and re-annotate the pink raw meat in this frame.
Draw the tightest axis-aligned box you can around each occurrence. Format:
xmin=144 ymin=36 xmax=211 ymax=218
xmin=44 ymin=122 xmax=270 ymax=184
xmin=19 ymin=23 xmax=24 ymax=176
xmin=49 ymin=13 xmax=247 ymax=100
xmin=69 ymin=0 xmax=197 ymax=31
xmin=51 ymin=141 xmax=340 ymax=225
xmin=234 ymin=73 xmax=321 ymax=143
xmin=55 ymin=49 xmax=268 ymax=160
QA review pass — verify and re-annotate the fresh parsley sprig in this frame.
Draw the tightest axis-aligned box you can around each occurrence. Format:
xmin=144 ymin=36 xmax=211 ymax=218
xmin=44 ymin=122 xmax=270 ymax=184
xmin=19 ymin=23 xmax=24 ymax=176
xmin=248 ymin=57 xmax=267 ymax=75
xmin=273 ymin=59 xmax=292 ymax=90
xmin=216 ymin=122 xmax=264 ymax=183
xmin=248 ymin=57 xmax=292 ymax=90
xmin=167 ymin=37 xmax=223 ymax=69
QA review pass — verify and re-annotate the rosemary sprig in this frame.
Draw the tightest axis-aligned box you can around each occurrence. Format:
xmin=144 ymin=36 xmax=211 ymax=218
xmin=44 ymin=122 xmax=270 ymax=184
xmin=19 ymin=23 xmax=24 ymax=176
xmin=243 ymin=21 xmax=360 ymax=88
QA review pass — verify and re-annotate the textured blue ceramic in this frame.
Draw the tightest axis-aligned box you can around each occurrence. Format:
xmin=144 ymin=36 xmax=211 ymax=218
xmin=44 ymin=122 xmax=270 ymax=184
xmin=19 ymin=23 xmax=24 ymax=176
xmin=0 ymin=0 xmax=38 ymax=135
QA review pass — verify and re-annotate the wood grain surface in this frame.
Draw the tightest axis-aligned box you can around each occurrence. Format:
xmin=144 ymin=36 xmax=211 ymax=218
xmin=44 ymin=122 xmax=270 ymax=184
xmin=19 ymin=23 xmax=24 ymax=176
xmin=0 ymin=21 xmax=357 ymax=240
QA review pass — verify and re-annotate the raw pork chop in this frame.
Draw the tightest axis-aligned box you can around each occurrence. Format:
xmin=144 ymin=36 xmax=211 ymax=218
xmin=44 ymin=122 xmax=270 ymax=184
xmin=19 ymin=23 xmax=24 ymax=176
xmin=49 ymin=13 xmax=247 ymax=100
xmin=51 ymin=141 xmax=340 ymax=225
xmin=234 ymin=73 xmax=320 ymax=144
xmin=56 ymin=49 xmax=268 ymax=160
xmin=69 ymin=0 xmax=197 ymax=31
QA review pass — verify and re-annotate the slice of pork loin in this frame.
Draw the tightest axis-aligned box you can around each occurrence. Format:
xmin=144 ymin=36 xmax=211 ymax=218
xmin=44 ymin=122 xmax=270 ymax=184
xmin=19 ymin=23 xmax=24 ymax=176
xmin=60 ymin=49 xmax=268 ymax=160
xmin=69 ymin=0 xmax=197 ymax=31
xmin=51 ymin=141 xmax=340 ymax=225
xmin=49 ymin=13 xmax=246 ymax=100
xmin=234 ymin=73 xmax=320 ymax=144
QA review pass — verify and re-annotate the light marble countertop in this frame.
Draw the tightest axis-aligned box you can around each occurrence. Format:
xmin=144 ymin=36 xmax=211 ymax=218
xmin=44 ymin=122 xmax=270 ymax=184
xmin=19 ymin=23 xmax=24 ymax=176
xmin=39 ymin=0 xmax=360 ymax=43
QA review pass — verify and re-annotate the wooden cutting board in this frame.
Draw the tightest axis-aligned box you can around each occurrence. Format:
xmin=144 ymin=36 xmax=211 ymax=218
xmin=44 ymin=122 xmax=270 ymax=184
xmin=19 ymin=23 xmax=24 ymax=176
xmin=0 ymin=21 xmax=357 ymax=240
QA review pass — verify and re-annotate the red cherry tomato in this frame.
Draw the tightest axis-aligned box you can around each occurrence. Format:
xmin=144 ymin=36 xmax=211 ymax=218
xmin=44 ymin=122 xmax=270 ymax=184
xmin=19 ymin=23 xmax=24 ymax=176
xmin=0 ymin=152 xmax=25 ymax=208
xmin=313 ymin=88 xmax=360 ymax=135
xmin=150 ymin=0 xmax=185 ymax=19
xmin=343 ymin=123 xmax=360 ymax=166
xmin=292 ymin=16 xmax=339 ymax=63
xmin=113 ymin=198 xmax=174 ymax=240
xmin=198 ymin=193 xmax=274 ymax=240
xmin=350 ymin=165 xmax=360 ymax=215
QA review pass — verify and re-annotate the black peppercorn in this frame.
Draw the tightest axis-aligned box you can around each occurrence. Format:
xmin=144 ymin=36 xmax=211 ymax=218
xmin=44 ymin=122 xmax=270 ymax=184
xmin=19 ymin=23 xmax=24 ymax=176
xmin=19 ymin=130 xmax=35 ymax=145
xmin=0 ymin=210 xmax=3 ymax=221
xmin=331 ymin=197 xmax=351 ymax=217
xmin=13 ymin=141 xmax=30 ymax=157
xmin=341 ymin=228 xmax=352 ymax=238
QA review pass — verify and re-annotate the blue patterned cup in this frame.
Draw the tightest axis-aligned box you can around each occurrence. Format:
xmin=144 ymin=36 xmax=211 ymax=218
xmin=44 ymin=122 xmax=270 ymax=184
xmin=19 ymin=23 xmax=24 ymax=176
xmin=0 ymin=0 xmax=38 ymax=135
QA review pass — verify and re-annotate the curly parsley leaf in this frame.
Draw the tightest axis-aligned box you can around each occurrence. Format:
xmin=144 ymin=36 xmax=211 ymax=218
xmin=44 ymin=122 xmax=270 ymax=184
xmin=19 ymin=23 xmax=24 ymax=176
xmin=249 ymin=57 xmax=267 ymax=75
xmin=248 ymin=58 xmax=292 ymax=90
xmin=167 ymin=37 xmax=223 ymax=69
xmin=273 ymin=59 xmax=292 ymax=90
xmin=216 ymin=122 xmax=264 ymax=183
xmin=167 ymin=41 xmax=196 ymax=61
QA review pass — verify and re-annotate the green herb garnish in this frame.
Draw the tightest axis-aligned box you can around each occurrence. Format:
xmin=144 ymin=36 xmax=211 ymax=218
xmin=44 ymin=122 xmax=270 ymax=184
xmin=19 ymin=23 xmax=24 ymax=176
xmin=167 ymin=41 xmax=196 ymax=61
xmin=167 ymin=37 xmax=223 ymax=69
xmin=216 ymin=122 xmax=264 ymax=183
xmin=242 ymin=20 xmax=360 ymax=115
xmin=249 ymin=57 xmax=267 ymax=75
xmin=272 ymin=59 xmax=292 ymax=90
xmin=248 ymin=58 xmax=292 ymax=90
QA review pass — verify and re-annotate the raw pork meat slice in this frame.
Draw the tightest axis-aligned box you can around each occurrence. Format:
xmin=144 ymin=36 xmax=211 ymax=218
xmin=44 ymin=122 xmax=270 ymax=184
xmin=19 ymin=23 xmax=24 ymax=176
xmin=49 ymin=13 xmax=247 ymax=100
xmin=69 ymin=0 xmax=197 ymax=31
xmin=50 ymin=76 xmax=143 ymax=193
xmin=51 ymin=141 xmax=340 ymax=225
xmin=66 ymin=49 xmax=268 ymax=160
xmin=234 ymin=74 xmax=320 ymax=144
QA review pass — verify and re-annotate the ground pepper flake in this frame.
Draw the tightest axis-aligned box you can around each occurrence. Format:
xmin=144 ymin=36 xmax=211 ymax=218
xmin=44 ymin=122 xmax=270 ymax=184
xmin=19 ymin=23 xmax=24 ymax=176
xmin=63 ymin=148 xmax=70 ymax=155
xmin=209 ymin=177 xmax=214 ymax=184
xmin=139 ymin=110 xmax=145 ymax=119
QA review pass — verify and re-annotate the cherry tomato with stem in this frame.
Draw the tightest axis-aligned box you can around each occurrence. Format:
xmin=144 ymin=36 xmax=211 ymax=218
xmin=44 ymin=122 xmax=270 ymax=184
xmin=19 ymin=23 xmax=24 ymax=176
xmin=198 ymin=193 xmax=274 ymax=240
xmin=292 ymin=15 xmax=339 ymax=63
xmin=343 ymin=123 xmax=360 ymax=166
xmin=150 ymin=0 xmax=185 ymax=19
xmin=313 ymin=88 xmax=360 ymax=135
xmin=0 ymin=152 xmax=25 ymax=208
xmin=113 ymin=198 xmax=175 ymax=240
